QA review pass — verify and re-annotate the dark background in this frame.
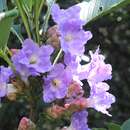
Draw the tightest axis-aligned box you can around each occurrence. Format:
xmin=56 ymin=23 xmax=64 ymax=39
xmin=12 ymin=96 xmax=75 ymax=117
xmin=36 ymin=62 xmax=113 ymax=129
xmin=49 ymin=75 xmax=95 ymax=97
xmin=0 ymin=0 xmax=130 ymax=129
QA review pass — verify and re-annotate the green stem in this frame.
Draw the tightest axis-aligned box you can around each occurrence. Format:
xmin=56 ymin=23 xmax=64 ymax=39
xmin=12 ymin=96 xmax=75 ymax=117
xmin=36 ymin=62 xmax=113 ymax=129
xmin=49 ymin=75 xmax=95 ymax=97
xmin=53 ymin=49 xmax=62 ymax=65
xmin=0 ymin=50 xmax=16 ymax=72
xmin=6 ymin=47 xmax=12 ymax=57
xmin=11 ymin=27 xmax=23 ymax=44
xmin=15 ymin=0 xmax=32 ymax=38
xmin=42 ymin=0 xmax=56 ymax=34
xmin=34 ymin=0 xmax=45 ymax=44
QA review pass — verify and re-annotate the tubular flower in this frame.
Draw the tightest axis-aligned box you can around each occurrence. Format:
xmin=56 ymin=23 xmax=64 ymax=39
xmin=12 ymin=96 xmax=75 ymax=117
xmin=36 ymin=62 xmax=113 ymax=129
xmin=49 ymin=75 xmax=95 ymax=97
xmin=87 ymin=48 xmax=112 ymax=83
xmin=87 ymin=82 xmax=115 ymax=116
xmin=12 ymin=39 xmax=54 ymax=80
xmin=43 ymin=64 xmax=72 ymax=103
xmin=51 ymin=4 xmax=92 ymax=56
xmin=70 ymin=110 xmax=90 ymax=130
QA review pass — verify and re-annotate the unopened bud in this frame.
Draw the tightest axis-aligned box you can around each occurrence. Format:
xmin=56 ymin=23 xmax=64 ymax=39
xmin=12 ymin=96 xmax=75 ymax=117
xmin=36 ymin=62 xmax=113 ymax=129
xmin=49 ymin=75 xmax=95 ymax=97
xmin=10 ymin=49 xmax=19 ymax=56
xmin=7 ymin=84 xmax=18 ymax=101
xmin=18 ymin=117 xmax=36 ymax=130
xmin=47 ymin=105 xmax=65 ymax=119
xmin=67 ymin=81 xmax=84 ymax=98
xmin=64 ymin=98 xmax=87 ymax=112
xmin=46 ymin=25 xmax=60 ymax=48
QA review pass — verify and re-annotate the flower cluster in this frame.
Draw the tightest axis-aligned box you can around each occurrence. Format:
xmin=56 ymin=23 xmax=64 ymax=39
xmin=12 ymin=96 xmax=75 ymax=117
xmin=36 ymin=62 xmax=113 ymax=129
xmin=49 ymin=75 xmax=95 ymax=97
xmin=0 ymin=3 xmax=115 ymax=130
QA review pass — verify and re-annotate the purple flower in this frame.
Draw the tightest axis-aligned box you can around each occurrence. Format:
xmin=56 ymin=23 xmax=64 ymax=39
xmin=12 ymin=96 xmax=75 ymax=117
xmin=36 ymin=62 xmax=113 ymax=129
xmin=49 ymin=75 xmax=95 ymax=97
xmin=64 ymin=53 xmax=80 ymax=75
xmin=0 ymin=83 xmax=7 ymax=97
xmin=14 ymin=64 xmax=39 ymax=82
xmin=12 ymin=39 xmax=54 ymax=79
xmin=0 ymin=66 xmax=12 ymax=97
xmin=51 ymin=4 xmax=82 ymax=25
xmin=59 ymin=20 xmax=92 ymax=56
xmin=78 ymin=48 xmax=112 ymax=83
xmin=87 ymin=82 xmax=115 ymax=116
xmin=51 ymin=4 xmax=92 ymax=56
xmin=71 ymin=110 xmax=90 ymax=130
xmin=64 ymin=53 xmax=84 ymax=86
xmin=43 ymin=63 xmax=72 ymax=103
xmin=0 ymin=66 xmax=12 ymax=82
xmin=87 ymin=48 xmax=112 ymax=83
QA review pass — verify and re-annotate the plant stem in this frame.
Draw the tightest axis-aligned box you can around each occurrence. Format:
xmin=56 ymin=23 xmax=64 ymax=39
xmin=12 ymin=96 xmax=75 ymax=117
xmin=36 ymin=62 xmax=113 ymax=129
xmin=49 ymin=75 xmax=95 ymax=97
xmin=42 ymin=0 xmax=56 ymax=34
xmin=53 ymin=49 xmax=62 ymax=65
xmin=34 ymin=0 xmax=45 ymax=44
xmin=11 ymin=27 xmax=23 ymax=44
xmin=29 ymin=94 xmax=36 ymax=122
xmin=15 ymin=0 xmax=32 ymax=38
xmin=0 ymin=50 xmax=16 ymax=72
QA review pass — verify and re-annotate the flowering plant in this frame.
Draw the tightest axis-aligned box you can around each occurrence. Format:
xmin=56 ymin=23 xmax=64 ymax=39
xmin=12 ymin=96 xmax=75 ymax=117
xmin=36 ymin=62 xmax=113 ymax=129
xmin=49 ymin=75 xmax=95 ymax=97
xmin=0 ymin=0 xmax=130 ymax=130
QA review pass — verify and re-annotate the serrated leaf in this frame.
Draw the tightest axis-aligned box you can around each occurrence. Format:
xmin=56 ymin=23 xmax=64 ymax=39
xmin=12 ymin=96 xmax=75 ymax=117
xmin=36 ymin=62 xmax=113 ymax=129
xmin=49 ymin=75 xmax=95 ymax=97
xmin=108 ymin=123 xmax=121 ymax=130
xmin=121 ymin=118 xmax=130 ymax=130
xmin=0 ymin=0 xmax=7 ymax=12
xmin=79 ymin=0 xmax=130 ymax=23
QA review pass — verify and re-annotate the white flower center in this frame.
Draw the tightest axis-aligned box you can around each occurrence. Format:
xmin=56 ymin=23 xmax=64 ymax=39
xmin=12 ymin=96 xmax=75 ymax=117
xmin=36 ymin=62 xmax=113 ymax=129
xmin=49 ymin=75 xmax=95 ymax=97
xmin=52 ymin=79 xmax=61 ymax=88
xmin=29 ymin=55 xmax=37 ymax=64
xmin=65 ymin=33 xmax=73 ymax=42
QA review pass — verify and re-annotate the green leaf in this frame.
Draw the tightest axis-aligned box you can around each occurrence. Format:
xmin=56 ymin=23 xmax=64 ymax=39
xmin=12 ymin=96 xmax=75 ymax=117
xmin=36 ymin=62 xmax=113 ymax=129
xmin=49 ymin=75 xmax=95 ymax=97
xmin=0 ymin=17 xmax=13 ymax=49
xmin=121 ymin=118 xmax=130 ymax=130
xmin=0 ymin=0 xmax=7 ymax=12
xmin=108 ymin=123 xmax=121 ymax=130
xmin=22 ymin=0 xmax=34 ymax=12
xmin=0 ymin=9 xmax=18 ymax=49
xmin=79 ymin=0 xmax=130 ymax=23
xmin=92 ymin=128 xmax=106 ymax=130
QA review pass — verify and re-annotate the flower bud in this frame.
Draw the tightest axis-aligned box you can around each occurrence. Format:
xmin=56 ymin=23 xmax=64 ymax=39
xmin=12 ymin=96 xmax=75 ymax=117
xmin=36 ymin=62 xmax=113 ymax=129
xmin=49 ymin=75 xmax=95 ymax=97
xmin=47 ymin=105 xmax=65 ymax=119
xmin=6 ymin=84 xmax=18 ymax=101
xmin=64 ymin=98 xmax=88 ymax=112
xmin=67 ymin=81 xmax=84 ymax=98
xmin=10 ymin=49 xmax=19 ymax=56
xmin=18 ymin=117 xmax=36 ymax=130
xmin=46 ymin=25 xmax=60 ymax=48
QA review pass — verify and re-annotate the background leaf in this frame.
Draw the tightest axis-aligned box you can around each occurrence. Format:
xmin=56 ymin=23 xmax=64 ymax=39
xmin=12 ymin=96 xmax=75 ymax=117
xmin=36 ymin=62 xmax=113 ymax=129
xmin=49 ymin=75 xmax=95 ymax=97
xmin=22 ymin=0 xmax=34 ymax=13
xmin=92 ymin=128 xmax=106 ymax=130
xmin=0 ymin=0 xmax=7 ymax=12
xmin=108 ymin=123 xmax=121 ymax=130
xmin=121 ymin=118 xmax=130 ymax=130
xmin=0 ymin=17 xmax=13 ymax=49
xmin=42 ymin=0 xmax=56 ymax=33
xmin=0 ymin=9 xmax=18 ymax=49
xmin=79 ymin=0 xmax=130 ymax=23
